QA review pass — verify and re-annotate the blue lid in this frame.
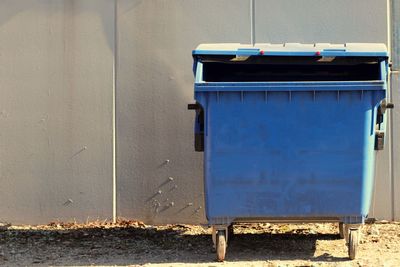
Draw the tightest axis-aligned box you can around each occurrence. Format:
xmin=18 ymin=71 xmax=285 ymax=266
xmin=193 ymin=43 xmax=388 ymax=57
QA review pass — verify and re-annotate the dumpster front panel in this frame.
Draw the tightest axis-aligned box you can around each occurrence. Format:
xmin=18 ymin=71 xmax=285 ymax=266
xmin=195 ymin=87 xmax=385 ymax=224
xmin=191 ymin=43 xmax=388 ymax=225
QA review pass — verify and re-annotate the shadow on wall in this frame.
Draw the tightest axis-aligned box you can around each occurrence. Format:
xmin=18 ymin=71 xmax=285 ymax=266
xmin=0 ymin=0 xmax=128 ymax=53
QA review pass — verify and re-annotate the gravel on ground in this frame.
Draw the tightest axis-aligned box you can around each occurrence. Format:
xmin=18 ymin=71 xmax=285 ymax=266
xmin=0 ymin=220 xmax=399 ymax=266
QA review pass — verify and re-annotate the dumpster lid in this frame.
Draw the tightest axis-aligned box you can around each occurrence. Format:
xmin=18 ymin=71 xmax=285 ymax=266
xmin=193 ymin=43 xmax=388 ymax=57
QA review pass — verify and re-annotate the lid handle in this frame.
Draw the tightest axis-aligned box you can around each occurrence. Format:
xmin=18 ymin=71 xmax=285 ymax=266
xmin=236 ymin=48 xmax=260 ymax=56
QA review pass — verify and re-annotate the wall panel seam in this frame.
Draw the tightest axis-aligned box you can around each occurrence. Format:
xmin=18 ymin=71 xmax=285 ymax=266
xmin=250 ymin=0 xmax=255 ymax=45
xmin=112 ymin=0 xmax=118 ymax=223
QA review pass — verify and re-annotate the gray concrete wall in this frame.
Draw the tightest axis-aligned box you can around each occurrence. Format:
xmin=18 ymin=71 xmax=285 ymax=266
xmin=116 ymin=0 xmax=251 ymax=224
xmin=391 ymin=0 xmax=400 ymax=220
xmin=254 ymin=0 xmax=388 ymax=44
xmin=0 ymin=0 xmax=114 ymax=224
xmin=392 ymin=72 xmax=400 ymax=220
xmin=0 ymin=0 xmax=398 ymax=224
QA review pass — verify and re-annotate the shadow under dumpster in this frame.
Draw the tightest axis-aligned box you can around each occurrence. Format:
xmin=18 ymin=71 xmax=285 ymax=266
xmin=226 ymin=233 xmax=348 ymax=262
xmin=2 ymin=222 xmax=384 ymax=266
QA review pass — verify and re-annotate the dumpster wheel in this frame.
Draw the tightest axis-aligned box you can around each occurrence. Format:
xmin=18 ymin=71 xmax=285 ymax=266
xmin=348 ymin=229 xmax=359 ymax=260
xmin=216 ymin=230 xmax=226 ymax=262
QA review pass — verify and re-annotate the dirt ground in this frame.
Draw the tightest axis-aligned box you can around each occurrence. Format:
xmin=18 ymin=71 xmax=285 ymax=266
xmin=0 ymin=220 xmax=399 ymax=267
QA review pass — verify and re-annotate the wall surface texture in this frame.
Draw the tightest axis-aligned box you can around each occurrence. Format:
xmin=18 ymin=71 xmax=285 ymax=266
xmin=0 ymin=0 xmax=114 ymax=224
xmin=391 ymin=0 xmax=400 ymax=220
xmin=116 ymin=0 xmax=251 ymax=224
xmin=0 ymin=0 xmax=398 ymax=224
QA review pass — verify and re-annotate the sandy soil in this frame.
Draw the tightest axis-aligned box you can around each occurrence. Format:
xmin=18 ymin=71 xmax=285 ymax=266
xmin=0 ymin=220 xmax=399 ymax=266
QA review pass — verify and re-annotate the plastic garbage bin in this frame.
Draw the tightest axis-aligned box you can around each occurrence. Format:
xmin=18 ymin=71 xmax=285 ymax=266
xmin=188 ymin=43 xmax=393 ymax=261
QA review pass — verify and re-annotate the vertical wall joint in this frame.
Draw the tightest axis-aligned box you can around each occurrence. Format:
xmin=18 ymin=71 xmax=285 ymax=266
xmin=250 ymin=0 xmax=255 ymax=45
xmin=112 ymin=0 xmax=118 ymax=223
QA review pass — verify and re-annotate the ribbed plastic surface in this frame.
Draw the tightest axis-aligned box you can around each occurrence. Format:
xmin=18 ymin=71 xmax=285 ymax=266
xmin=192 ymin=44 xmax=388 ymax=225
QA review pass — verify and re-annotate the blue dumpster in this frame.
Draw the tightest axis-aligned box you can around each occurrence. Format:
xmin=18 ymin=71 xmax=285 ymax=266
xmin=189 ymin=43 xmax=392 ymax=260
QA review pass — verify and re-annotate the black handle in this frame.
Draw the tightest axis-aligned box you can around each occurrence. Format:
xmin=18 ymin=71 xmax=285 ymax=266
xmin=386 ymin=103 xmax=394 ymax=109
xmin=379 ymin=100 xmax=395 ymax=113
xmin=188 ymin=103 xmax=200 ymax=110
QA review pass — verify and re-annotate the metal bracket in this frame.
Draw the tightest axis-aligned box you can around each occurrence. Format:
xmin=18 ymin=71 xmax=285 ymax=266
xmin=375 ymin=131 xmax=385 ymax=150
xmin=211 ymin=225 xmax=229 ymax=249
xmin=380 ymin=99 xmax=395 ymax=113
